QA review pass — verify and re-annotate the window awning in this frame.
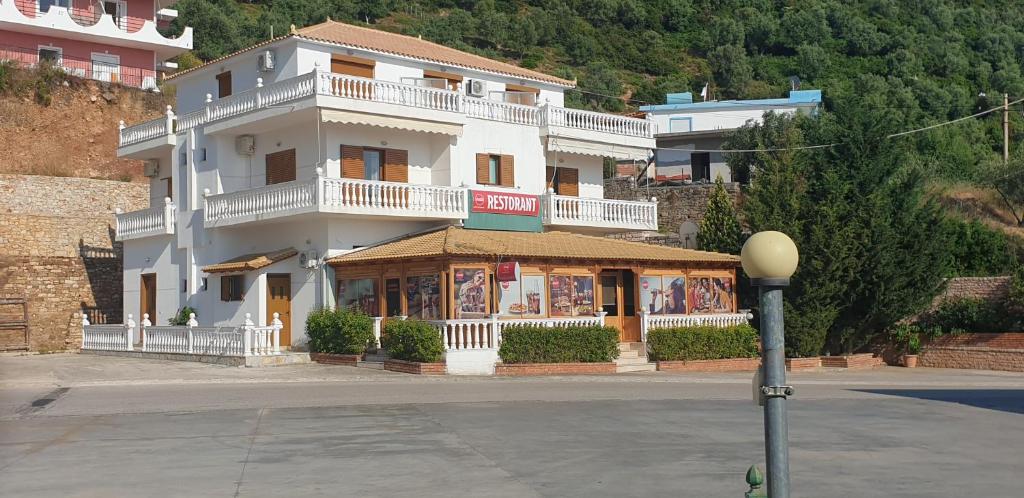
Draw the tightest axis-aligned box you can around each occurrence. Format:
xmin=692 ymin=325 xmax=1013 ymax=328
xmin=321 ymin=109 xmax=463 ymax=136
xmin=547 ymin=137 xmax=650 ymax=161
xmin=202 ymin=248 xmax=298 ymax=274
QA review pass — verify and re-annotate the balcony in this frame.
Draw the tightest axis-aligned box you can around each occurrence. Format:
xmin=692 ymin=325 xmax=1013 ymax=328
xmin=119 ymin=71 xmax=655 ymax=157
xmin=542 ymin=194 xmax=658 ymax=232
xmin=116 ymin=198 xmax=176 ymax=241
xmin=203 ymin=171 xmax=469 ymax=228
xmin=0 ymin=1 xmax=192 ymax=58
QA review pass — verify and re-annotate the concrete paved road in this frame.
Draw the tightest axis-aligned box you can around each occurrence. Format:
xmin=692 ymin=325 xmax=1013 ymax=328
xmin=0 ymin=354 xmax=1022 ymax=497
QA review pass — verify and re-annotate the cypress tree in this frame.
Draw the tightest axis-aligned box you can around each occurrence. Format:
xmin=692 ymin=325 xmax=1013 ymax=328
xmin=697 ymin=175 xmax=743 ymax=254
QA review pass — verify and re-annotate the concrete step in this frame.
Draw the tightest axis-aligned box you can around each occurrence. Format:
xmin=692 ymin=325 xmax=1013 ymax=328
xmin=356 ymin=361 xmax=385 ymax=370
xmin=617 ymin=342 xmax=644 ymax=352
xmin=614 ymin=356 xmax=650 ymax=366
xmin=616 ymin=363 xmax=657 ymax=373
xmin=618 ymin=350 xmax=640 ymax=359
xmin=362 ymin=353 xmax=390 ymax=363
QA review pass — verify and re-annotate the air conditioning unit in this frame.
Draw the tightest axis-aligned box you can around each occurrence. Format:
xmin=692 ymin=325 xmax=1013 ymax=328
xmin=235 ymin=135 xmax=255 ymax=156
xmin=467 ymin=79 xmax=486 ymax=97
xmin=257 ymin=50 xmax=275 ymax=72
xmin=299 ymin=250 xmax=318 ymax=269
xmin=143 ymin=160 xmax=160 ymax=178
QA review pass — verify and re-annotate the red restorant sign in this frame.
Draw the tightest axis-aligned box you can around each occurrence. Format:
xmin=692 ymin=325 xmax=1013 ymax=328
xmin=470 ymin=190 xmax=539 ymax=216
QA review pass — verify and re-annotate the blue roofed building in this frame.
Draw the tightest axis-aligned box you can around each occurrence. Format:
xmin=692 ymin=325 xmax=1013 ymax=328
xmin=639 ymin=90 xmax=822 ymax=184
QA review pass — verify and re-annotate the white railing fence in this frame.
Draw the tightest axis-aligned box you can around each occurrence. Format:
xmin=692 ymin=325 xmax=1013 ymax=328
xmin=118 ymin=106 xmax=174 ymax=146
xmin=542 ymin=105 xmax=654 ymax=138
xmin=204 ymin=177 xmax=318 ymax=224
xmin=320 ymin=72 xmax=462 ymax=113
xmin=464 ymin=96 xmax=539 ymax=125
xmin=81 ymin=312 xmax=282 ymax=357
xmin=115 ymin=197 xmax=175 ymax=240
xmin=543 ymin=193 xmax=658 ymax=230
xmin=319 ymin=174 xmax=468 ymax=218
xmin=427 ymin=313 xmax=607 ymax=351
xmin=639 ymin=312 xmax=754 ymax=343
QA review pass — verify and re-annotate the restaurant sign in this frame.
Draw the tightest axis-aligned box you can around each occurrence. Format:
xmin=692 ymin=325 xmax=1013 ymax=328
xmin=470 ymin=190 xmax=540 ymax=217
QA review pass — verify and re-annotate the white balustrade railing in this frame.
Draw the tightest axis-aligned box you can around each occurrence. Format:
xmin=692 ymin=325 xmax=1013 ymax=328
xmin=543 ymin=194 xmax=658 ymax=230
xmin=120 ymin=70 xmax=656 ymax=149
xmin=118 ymin=106 xmax=175 ymax=146
xmin=204 ymin=177 xmax=318 ymax=224
xmin=320 ymin=176 xmax=468 ymax=218
xmin=543 ymin=105 xmax=654 ymax=138
xmin=428 ymin=314 xmax=606 ymax=351
xmin=464 ymin=96 xmax=539 ymax=125
xmin=115 ymin=198 xmax=175 ymax=241
xmin=319 ymin=72 xmax=462 ymax=112
xmin=81 ymin=312 xmax=281 ymax=357
xmin=639 ymin=312 xmax=753 ymax=343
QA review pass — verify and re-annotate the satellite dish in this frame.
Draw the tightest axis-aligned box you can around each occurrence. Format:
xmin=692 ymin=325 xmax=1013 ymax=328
xmin=679 ymin=221 xmax=699 ymax=249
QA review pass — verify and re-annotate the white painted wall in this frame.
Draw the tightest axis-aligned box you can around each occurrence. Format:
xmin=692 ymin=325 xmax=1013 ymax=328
xmin=649 ymin=105 xmax=805 ymax=134
xmin=122 ymin=236 xmax=184 ymax=326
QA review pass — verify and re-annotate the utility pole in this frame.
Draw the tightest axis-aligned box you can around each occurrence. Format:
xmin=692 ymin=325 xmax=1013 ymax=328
xmin=1005 ymin=93 xmax=1010 ymax=164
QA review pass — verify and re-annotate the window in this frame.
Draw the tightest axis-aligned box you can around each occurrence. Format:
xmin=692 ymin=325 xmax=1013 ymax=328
xmin=91 ymin=53 xmax=120 ymax=84
xmin=265 ymin=149 xmax=296 ymax=185
xmin=423 ymin=70 xmax=462 ymax=91
xmin=38 ymin=46 xmax=61 ymax=65
xmin=216 ymin=71 xmax=232 ymax=98
xmin=406 ymin=274 xmax=442 ymax=320
xmin=102 ymin=1 xmax=126 ymax=29
xmin=363 ymin=149 xmax=383 ymax=181
xmin=496 ymin=274 xmax=546 ymax=317
xmin=687 ymin=275 xmax=734 ymax=314
xmin=549 ymin=274 xmax=594 ymax=317
xmin=476 ymin=153 xmax=514 ymax=187
xmin=338 ymin=278 xmax=379 ymax=316
xmin=453 ymin=268 xmax=487 ymax=318
xmin=220 ymin=275 xmax=244 ymax=301
xmin=331 ymin=54 xmax=375 ymax=79
xmin=38 ymin=0 xmax=70 ymax=13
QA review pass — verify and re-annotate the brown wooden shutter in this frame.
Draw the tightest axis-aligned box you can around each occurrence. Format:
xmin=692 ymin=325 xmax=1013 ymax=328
xmin=265 ymin=149 xmax=296 ymax=185
xmin=165 ymin=177 xmax=173 ymax=200
xmin=220 ymin=276 xmax=230 ymax=301
xmin=341 ymin=145 xmax=364 ymax=179
xmin=499 ymin=155 xmax=514 ymax=187
xmin=558 ymin=167 xmax=579 ymax=197
xmin=331 ymin=55 xmax=375 ymax=78
xmin=383 ymin=149 xmax=408 ymax=183
xmin=475 ymin=153 xmax=490 ymax=184
xmin=216 ymin=71 xmax=231 ymax=98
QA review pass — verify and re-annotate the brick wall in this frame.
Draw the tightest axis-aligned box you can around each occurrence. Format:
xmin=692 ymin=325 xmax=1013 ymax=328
xmin=603 ymin=178 xmax=741 ymax=244
xmin=932 ymin=276 xmax=1011 ymax=305
xmin=0 ymin=175 xmax=148 ymax=351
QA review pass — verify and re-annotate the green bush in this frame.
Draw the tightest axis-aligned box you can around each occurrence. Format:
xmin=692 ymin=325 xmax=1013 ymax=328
xmin=921 ymin=298 xmax=1010 ymax=334
xmin=381 ymin=319 xmax=444 ymax=363
xmin=305 ymin=307 xmax=375 ymax=354
xmin=498 ymin=325 xmax=619 ymax=364
xmin=647 ymin=324 xmax=760 ymax=361
xmin=168 ymin=306 xmax=197 ymax=326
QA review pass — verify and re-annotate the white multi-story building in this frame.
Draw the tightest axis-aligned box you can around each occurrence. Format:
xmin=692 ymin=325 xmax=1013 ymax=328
xmin=114 ymin=20 xmax=742 ymax=359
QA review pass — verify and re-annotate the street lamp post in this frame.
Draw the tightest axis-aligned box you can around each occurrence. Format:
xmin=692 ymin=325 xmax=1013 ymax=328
xmin=741 ymin=231 xmax=799 ymax=498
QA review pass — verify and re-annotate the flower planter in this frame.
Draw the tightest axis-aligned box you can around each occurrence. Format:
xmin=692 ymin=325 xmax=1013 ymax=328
xmin=903 ymin=354 xmax=919 ymax=368
xmin=384 ymin=358 xmax=446 ymax=375
xmin=494 ymin=362 xmax=616 ymax=376
xmin=819 ymin=353 xmax=883 ymax=369
xmin=656 ymin=358 xmax=761 ymax=372
xmin=309 ymin=353 xmax=361 ymax=366
xmin=785 ymin=357 xmax=822 ymax=371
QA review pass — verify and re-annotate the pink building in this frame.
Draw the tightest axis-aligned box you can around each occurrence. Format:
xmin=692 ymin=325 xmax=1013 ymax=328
xmin=0 ymin=0 xmax=192 ymax=89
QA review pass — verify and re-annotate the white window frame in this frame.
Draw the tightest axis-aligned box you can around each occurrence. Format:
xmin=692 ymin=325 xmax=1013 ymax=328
xmin=37 ymin=45 xmax=62 ymax=66
xmin=101 ymin=0 xmax=128 ymax=30
xmin=91 ymin=52 xmax=120 ymax=84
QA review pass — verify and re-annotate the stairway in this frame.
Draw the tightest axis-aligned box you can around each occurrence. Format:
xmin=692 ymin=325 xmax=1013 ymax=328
xmin=357 ymin=350 xmax=388 ymax=370
xmin=615 ymin=342 xmax=656 ymax=373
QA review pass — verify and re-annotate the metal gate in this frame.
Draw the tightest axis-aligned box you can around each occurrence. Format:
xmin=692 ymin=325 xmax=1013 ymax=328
xmin=0 ymin=297 xmax=29 ymax=351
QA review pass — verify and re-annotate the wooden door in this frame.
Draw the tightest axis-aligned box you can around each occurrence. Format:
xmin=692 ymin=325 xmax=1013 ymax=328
xmin=140 ymin=273 xmax=156 ymax=324
xmin=267 ymin=274 xmax=292 ymax=348
xmin=620 ymin=270 xmax=641 ymax=342
xmin=599 ymin=270 xmax=641 ymax=342
xmin=600 ymin=273 xmax=621 ymax=331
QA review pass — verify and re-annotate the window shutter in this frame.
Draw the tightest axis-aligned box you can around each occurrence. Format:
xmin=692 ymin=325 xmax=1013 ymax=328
xmin=475 ymin=153 xmax=489 ymax=184
xmin=383 ymin=149 xmax=408 ymax=183
xmin=559 ymin=167 xmax=579 ymax=197
xmin=546 ymin=166 xmax=556 ymax=192
xmin=220 ymin=276 xmax=230 ymax=302
xmin=499 ymin=155 xmax=514 ymax=187
xmin=341 ymin=145 xmax=364 ymax=179
xmin=216 ymin=71 xmax=232 ymax=98
xmin=265 ymin=149 xmax=296 ymax=185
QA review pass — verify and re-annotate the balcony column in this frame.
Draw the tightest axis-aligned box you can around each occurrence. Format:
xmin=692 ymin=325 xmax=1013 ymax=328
xmin=163 ymin=197 xmax=175 ymax=233
xmin=164 ymin=105 xmax=175 ymax=134
xmin=255 ymin=77 xmax=264 ymax=107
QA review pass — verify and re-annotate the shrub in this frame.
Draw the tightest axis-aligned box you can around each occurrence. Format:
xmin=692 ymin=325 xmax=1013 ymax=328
xmin=888 ymin=323 xmax=926 ymax=355
xmin=381 ymin=319 xmax=444 ymax=363
xmin=168 ymin=306 xmax=197 ymax=326
xmin=647 ymin=324 xmax=760 ymax=361
xmin=305 ymin=307 xmax=375 ymax=354
xmin=920 ymin=298 xmax=1009 ymax=334
xmin=498 ymin=325 xmax=619 ymax=364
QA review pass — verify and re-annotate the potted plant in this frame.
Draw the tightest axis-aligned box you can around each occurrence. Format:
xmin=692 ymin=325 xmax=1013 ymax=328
xmin=890 ymin=324 xmax=921 ymax=368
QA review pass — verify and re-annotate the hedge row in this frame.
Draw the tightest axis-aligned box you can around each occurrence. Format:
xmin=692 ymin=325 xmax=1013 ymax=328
xmin=647 ymin=324 xmax=760 ymax=361
xmin=498 ymin=325 xmax=619 ymax=364
xmin=381 ymin=319 xmax=445 ymax=363
xmin=305 ymin=307 xmax=375 ymax=355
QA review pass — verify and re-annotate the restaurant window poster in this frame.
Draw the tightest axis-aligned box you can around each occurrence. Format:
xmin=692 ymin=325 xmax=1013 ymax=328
xmin=406 ymin=275 xmax=442 ymax=320
xmin=549 ymin=275 xmax=573 ymax=317
xmin=497 ymin=278 xmax=523 ymax=316
xmin=338 ymin=278 xmax=378 ymax=316
xmin=710 ymin=276 xmax=734 ymax=313
xmin=454 ymin=268 xmax=487 ymax=318
xmin=572 ymin=276 xmax=595 ymax=316
xmin=522 ymin=275 xmax=546 ymax=316
xmin=663 ymin=276 xmax=687 ymax=314
xmin=639 ymin=276 xmax=664 ymax=314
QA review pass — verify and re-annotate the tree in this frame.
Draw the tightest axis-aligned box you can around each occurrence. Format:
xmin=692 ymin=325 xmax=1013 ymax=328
xmin=697 ymin=175 xmax=742 ymax=254
xmin=709 ymin=44 xmax=752 ymax=98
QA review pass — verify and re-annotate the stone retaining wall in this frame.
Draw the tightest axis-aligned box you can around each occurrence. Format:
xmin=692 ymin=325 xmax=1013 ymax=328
xmin=918 ymin=333 xmax=1024 ymax=372
xmin=0 ymin=174 xmax=148 ymax=351
xmin=494 ymin=362 xmax=616 ymax=376
xmin=384 ymin=359 xmax=446 ymax=375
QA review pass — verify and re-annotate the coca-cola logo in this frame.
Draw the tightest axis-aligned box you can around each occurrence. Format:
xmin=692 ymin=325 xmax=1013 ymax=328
xmin=500 ymin=281 xmax=510 ymax=289
xmin=473 ymin=192 xmax=486 ymax=208
xmin=642 ymin=280 xmax=649 ymax=290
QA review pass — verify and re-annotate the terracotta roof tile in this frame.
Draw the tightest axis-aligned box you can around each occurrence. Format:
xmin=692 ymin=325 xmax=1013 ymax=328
xmin=328 ymin=227 xmax=739 ymax=265
xmin=202 ymin=248 xmax=298 ymax=273
xmin=167 ymin=20 xmax=573 ymax=87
